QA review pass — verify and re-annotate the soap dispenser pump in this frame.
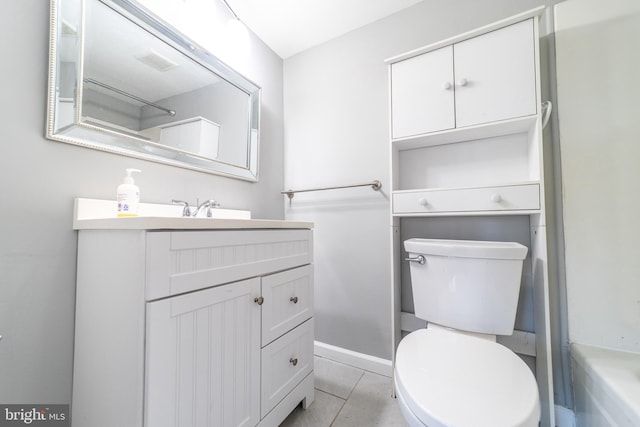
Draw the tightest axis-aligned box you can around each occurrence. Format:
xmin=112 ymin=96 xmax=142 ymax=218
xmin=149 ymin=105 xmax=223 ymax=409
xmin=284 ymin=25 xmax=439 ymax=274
xmin=117 ymin=168 xmax=141 ymax=217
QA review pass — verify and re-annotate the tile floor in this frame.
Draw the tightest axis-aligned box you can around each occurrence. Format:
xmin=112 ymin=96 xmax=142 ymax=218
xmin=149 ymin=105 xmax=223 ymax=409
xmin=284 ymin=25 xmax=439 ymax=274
xmin=280 ymin=356 xmax=407 ymax=427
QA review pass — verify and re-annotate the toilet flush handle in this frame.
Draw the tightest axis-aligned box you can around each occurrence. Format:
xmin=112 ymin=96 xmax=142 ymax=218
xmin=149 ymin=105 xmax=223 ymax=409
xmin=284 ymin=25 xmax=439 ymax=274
xmin=405 ymin=255 xmax=426 ymax=265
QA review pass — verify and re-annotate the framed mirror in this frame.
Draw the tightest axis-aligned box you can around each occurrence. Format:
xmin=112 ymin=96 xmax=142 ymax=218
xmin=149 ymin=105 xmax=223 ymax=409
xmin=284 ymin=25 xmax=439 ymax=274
xmin=47 ymin=0 xmax=261 ymax=181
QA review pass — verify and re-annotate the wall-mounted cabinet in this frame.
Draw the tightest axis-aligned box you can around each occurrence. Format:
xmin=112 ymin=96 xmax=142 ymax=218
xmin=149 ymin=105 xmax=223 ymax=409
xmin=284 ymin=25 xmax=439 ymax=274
xmin=391 ymin=19 xmax=537 ymax=140
xmin=387 ymin=7 xmax=555 ymax=427
xmin=389 ymin=16 xmax=542 ymax=217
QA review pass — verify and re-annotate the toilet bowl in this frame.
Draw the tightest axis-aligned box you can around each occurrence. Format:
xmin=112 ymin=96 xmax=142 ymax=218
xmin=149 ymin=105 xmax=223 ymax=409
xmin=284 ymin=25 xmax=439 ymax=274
xmin=395 ymin=327 xmax=539 ymax=427
xmin=396 ymin=238 xmax=540 ymax=427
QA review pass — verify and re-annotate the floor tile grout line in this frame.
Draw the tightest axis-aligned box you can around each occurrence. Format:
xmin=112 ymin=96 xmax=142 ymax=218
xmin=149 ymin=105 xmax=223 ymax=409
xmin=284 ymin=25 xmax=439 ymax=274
xmin=328 ymin=396 xmax=348 ymax=427
xmin=329 ymin=370 xmax=365 ymax=427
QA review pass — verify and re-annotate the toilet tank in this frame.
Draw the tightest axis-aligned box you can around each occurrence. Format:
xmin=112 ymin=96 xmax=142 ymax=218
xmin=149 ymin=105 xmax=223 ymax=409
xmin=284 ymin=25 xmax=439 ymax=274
xmin=404 ymin=238 xmax=528 ymax=335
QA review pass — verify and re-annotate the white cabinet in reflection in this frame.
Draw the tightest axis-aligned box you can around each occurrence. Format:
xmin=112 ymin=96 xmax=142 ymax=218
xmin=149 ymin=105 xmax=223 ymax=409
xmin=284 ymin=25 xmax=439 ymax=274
xmin=142 ymin=116 xmax=221 ymax=160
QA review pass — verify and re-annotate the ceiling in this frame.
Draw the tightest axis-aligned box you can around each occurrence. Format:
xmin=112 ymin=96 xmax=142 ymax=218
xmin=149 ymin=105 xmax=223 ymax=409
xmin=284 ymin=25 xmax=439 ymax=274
xmin=225 ymin=0 xmax=425 ymax=58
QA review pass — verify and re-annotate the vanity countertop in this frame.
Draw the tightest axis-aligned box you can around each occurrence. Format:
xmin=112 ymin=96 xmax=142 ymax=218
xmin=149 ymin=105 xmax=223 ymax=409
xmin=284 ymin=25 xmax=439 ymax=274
xmin=73 ymin=216 xmax=313 ymax=230
xmin=73 ymin=198 xmax=313 ymax=230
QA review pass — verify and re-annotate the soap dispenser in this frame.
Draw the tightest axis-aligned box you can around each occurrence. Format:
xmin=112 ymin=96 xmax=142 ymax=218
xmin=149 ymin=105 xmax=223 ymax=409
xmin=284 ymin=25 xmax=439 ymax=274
xmin=117 ymin=168 xmax=141 ymax=217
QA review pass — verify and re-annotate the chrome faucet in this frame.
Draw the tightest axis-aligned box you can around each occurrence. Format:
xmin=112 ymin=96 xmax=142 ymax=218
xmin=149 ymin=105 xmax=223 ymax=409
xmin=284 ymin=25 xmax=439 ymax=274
xmin=171 ymin=199 xmax=192 ymax=217
xmin=192 ymin=199 xmax=221 ymax=217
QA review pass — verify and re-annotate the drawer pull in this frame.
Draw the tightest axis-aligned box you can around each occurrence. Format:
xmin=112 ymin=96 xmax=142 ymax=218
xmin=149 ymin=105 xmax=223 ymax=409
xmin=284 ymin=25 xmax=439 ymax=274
xmin=289 ymin=296 xmax=299 ymax=304
xmin=418 ymin=197 xmax=428 ymax=207
xmin=491 ymin=194 xmax=503 ymax=203
xmin=289 ymin=357 xmax=298 ymax=367
xmin=254 ymin=296 xmax=264 ymax=305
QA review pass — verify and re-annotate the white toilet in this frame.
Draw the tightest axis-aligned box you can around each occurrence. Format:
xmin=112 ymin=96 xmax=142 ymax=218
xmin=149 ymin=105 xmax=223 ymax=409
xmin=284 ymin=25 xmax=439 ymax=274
xmin=395 ymin=238 xmax=540 ymax=427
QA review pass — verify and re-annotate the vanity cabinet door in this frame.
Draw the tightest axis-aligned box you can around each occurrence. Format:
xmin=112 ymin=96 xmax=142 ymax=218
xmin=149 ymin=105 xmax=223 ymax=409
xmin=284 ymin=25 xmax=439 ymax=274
xmin=391 ymin=45 xmax=455 ymax=138
xmin=145 ymin=278 xmax=261 ymax=427
xmin=454 ymin=19 xmax=536 ymax=128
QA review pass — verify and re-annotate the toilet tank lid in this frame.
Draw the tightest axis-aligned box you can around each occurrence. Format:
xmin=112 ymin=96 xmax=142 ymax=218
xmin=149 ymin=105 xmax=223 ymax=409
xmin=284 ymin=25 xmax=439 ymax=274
xmin=404 ymin=238 xmax=528 ymax=260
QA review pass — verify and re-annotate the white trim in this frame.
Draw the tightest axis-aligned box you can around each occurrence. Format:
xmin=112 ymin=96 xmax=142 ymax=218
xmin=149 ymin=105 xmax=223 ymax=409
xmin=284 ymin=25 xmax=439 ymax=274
xmin=314 ymin=341 xmax=393 ymax=377
xmin=554 ymin=405 xmax=576 ymax=427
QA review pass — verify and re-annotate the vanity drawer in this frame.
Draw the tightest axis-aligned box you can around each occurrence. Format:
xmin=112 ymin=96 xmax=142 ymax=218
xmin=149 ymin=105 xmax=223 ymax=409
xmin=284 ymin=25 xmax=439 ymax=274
xmin=262 ymin=265 xmax=314 ymax=346
xmin=146 ymin=229 xmax=313 ymax=301
xmin=261 ymin=319 xmax=314 ymax=418
xmin=392 ymin=183 xmax=539 ymax=215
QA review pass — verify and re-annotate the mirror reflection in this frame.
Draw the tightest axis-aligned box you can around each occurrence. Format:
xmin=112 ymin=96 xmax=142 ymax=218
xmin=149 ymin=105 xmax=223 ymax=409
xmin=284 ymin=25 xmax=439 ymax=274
xmin=48 ymin=0 xmax=260 ymax=181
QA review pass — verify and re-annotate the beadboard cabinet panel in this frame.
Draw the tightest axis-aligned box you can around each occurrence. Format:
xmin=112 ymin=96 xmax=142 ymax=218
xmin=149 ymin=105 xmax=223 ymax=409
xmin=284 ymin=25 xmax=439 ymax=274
xmin=146 ymin=229 xmax=313 ymax=300
xmin=145 ymin=278 xmax=261 ymax=427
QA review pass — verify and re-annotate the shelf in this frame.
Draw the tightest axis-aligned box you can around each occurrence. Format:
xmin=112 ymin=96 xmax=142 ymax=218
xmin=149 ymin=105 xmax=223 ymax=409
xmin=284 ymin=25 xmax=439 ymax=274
xmin=392 ymin=115 xmax=537 ymax=151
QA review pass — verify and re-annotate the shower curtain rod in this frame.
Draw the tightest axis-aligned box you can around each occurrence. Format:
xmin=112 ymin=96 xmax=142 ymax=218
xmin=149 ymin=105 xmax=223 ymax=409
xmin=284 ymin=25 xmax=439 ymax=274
xmin=83 ymin=78 xmax=176 ymax=116
xmin=281 ymin=180 xmax=382 ymax=200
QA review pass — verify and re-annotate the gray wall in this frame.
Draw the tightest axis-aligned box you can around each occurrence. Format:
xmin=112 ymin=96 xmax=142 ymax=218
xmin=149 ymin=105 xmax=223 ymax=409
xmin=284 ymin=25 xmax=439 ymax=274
xmin=283 ymin=0 xmax=570 ymax=405
xmin=0 ymin=0 xmax=284 ymax=403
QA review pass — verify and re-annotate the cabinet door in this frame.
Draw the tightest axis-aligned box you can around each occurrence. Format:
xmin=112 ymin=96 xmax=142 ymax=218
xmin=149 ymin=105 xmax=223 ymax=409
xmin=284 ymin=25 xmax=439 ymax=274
xmin=391 ymin=46 xmax=455 ymax=138
xmin=145 ymin=278 xmax=261 ymax=427
xmin=454 ymin=19 xmax=536 ymax=128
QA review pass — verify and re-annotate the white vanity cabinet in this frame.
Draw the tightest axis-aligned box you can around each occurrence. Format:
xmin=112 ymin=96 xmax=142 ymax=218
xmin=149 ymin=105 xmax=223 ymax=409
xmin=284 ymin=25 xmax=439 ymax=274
xmin=391 ymin=18 xmax=536 ymax=139
xmin=72 ymin=225 xmax=314 ymax=427
xmin=387 ymin=8 xmax=556 ymax=427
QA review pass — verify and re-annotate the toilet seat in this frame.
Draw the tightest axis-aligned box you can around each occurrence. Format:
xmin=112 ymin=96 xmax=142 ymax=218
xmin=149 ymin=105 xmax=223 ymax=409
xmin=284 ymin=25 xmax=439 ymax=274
xmin=395 ymin=328 xmax=540 ymax=427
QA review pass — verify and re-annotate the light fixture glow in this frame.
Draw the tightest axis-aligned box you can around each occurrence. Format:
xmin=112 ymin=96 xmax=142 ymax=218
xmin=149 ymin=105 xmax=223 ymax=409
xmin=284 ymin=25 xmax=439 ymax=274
xmin=226 ymin=18 xmax=250 ymax=51
xmin=220 ymin=0 xmax=250 ymax=57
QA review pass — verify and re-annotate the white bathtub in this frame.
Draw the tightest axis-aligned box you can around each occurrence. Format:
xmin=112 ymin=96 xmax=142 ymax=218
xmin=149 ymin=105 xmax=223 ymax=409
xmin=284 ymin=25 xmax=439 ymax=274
xmin=571 ymin=343 xmax=640 ymax=427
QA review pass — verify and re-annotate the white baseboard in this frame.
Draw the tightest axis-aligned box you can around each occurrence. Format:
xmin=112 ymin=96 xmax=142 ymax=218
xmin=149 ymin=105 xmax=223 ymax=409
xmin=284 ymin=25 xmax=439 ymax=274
xmin=314 ymin=341 xmax=393 ymax=377
xmin=555 ymin=405 xmax=576 ymax=427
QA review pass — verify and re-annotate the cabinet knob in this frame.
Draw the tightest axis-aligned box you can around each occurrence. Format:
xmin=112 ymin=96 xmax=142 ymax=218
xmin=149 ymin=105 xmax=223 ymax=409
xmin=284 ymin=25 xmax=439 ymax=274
xmin=290 ymin=357 xmax=298 ymax=367
xmin=491 ymin=194 xmax=503 ymax=203
xmin=457 ymin=78 xmax=468 ymax=87
xmin=442 ymin=81 xmax=452 ymax=90
xmin=254 ymin=296 xmax=264 ymax=305
xmin=418 ymin=198 xmax=428 ymax=207
xmin=290 ymin=296 xmax=299 ymax=304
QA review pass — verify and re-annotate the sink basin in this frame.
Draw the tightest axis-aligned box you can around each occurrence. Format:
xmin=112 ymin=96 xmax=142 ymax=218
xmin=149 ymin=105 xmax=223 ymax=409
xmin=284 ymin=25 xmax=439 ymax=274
xmin=190 ymin=208 xmax=251 ymax=220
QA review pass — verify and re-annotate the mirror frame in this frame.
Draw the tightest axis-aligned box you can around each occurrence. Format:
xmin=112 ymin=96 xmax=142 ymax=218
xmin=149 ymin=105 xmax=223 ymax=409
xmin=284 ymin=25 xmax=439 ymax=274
xmin=46 ymin=0 xmax=261 ymax=181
